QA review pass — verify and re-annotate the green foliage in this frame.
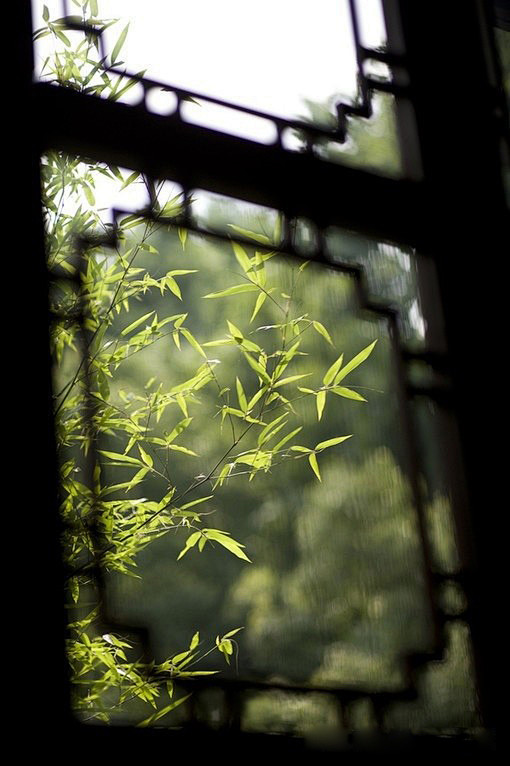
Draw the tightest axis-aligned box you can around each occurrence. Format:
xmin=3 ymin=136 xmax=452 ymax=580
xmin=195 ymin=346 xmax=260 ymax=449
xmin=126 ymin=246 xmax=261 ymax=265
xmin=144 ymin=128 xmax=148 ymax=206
xmin=41 ymin=1 xmax=378 ymax=727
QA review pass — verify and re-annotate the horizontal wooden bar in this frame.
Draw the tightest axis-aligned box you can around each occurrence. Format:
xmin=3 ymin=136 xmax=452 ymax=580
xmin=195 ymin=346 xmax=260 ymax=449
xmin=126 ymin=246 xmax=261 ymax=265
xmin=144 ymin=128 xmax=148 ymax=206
xmin=35 ymin=83 xmax=424 ymax=248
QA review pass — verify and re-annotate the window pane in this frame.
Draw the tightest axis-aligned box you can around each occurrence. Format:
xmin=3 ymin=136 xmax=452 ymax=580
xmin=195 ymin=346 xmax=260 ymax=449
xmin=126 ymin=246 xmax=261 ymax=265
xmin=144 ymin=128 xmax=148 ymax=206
xmin=46 ymin=154 xmax=478 ymax=734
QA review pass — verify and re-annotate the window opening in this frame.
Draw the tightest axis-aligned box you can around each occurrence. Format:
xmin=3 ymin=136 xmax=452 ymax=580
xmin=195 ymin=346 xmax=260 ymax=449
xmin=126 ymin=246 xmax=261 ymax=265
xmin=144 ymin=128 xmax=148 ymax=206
xmin=47 ymin=156 xmax=479 ymax=737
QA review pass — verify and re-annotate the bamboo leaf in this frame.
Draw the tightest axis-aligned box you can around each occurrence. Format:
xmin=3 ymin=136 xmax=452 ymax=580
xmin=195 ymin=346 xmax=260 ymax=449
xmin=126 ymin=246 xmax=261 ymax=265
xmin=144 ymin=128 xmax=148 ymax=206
xmin=250 ymin=291 xmax=267 ymax=323
xmin=138 ymin=444 xmax=153 ymax=468
xmin=167 ymin=444 xmax=198 ymax=456
xmin=308 ymin=452 xmax=321 ymax=481
xmin=232 ymin=242 xmax=252 ymax=273
xmin=330 ymin=386 xmax=367 ymax=402
xmin=334 ymin=340 xmax=377 ymax=383
xmin=119 ymin=170 xmax=140 ymax=191
xmin=177 ymin=531 xmax=201 ymax=560
xmin=180 ymin=327 xmax=206 ymax=357
xmin=166 ymin=275 xmax=182 ymax=299
xmin=137 ymin=694 xmax=192 ymax=727
xmin=203 ymin=284 xmax=258 ymax=299
xmin=178 ymin=228 xmax=187 ymax=249
xmin=228 ymin=224 xmax=272 ymax=245
xmin=273 ymin=426 xmax=303 ymax=452
xmin=274 ymin=373 xmax=311 ymax=388
xmin=111 ymin=23 xmax=130 ymax=64
xmin=323 ymin=353 xmax=343 ymax=386
xmin=99 ymin=450 xmax=143 ymax=466
xmin=167 ymin=417 xmax=192 ymax=444
xmin=121 ymin=311 xmax=155 ymax=336
xmin=316 ymin=390 xmax=326 ymax=421
xmin=236 ymin=377 xmax=248 ymax=412
xmin=313 ymin=321 xmax=334 ymax=346
xmin=204 ymin=530 xmax=251 ymax=562
xmin=315 ymin=435 xmax=353 ymax=451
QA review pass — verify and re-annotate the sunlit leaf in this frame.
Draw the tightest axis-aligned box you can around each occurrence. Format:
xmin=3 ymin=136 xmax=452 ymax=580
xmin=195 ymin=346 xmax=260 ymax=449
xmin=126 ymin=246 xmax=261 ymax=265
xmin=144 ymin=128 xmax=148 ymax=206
xmin=111 ymin=23 xmax=130 ymax=64
xmin=250 ymin=291 xmax=267 ymax=323
xmin=316 ymin=390 xmax=326 ymax=421
xmin=313 ymin=320 xmax=334 ymax=346
xmin=203 ymin=284 xmax=258 ymax=299
xmin=308 ymin=452 xmax=321 ymax=481
xmin=315 ymin=435 xmax=353 ymax=451
xmin=334 ymin=340 xmax=377 ymax=383
xmin=137 ymin=694 xmax=191 ymax=727
xmin=228 ymin=224 xmax=271 ymax=245
xmin=178 ymin=228 xmax=188 ymax=249
xmin=331 ymin=386 xmax=367 ymax=402
xmin=232 ymin=241 xmax=252 ymax=273
xmin=323 ymin=353 xmax=343 ymax=386
xmin=121 ymin=311 xmax=155 ymax=336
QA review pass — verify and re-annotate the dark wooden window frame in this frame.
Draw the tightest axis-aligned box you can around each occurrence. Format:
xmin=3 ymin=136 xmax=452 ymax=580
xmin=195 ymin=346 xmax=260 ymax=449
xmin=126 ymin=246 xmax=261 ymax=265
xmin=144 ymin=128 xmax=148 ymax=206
xmin=15 ymin=0 xmax=506 ymax=755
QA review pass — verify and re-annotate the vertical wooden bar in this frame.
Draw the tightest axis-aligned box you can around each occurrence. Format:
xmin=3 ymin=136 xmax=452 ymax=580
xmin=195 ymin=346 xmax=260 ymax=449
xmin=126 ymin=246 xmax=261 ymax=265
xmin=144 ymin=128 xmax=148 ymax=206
xmin=14 ymin=0 xmax=71 ymax=732
xmin=385 ymin=0 xmax=506 ymax=731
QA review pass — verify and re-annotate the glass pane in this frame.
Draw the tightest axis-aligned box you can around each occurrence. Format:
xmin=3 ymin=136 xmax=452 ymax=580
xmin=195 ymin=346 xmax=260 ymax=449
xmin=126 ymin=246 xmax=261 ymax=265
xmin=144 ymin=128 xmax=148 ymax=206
xmin=45 ymin=150 xmax=478 ymax=735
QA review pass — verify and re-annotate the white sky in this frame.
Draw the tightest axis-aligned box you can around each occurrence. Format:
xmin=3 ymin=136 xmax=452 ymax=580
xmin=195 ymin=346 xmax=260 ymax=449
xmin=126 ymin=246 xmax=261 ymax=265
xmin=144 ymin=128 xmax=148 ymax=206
xmin=32 ymin=0 xmax=387 ymax=209
xmin=32 ymin=0 xmax=386 ymax=123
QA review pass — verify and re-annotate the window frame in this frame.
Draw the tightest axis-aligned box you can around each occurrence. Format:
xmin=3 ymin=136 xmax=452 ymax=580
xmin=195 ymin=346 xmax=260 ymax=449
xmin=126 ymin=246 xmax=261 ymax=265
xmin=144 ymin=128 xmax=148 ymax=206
xmin=15 ymin=0 xmax=506 ymax=753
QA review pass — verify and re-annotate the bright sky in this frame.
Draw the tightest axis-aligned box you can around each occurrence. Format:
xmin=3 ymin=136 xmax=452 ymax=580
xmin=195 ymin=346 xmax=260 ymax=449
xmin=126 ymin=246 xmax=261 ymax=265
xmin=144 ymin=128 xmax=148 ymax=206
xmin=32 ymin=0 xmax=386 ymax=123
xmin=32 ymin=0 xmax=387 ymax=209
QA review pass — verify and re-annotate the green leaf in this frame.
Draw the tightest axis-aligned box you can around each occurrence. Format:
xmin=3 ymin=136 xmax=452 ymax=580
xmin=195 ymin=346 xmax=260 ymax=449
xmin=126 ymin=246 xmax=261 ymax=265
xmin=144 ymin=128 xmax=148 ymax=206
xmin=121 ymin=311 xmax=155 ymax=336
xmin=316 ymin=390 xmax=326 ymax=421
xmin=180 ymin=327 xmax=206 ymax=357
xmin=111 ymin=23 xmax=130 ymax=64
xmin=309 ymin=452 xmax=321 ymax=481
xmin=166 ymin=444 xmax=198 ymax=456
xmin=119 ymin=170 xmax=140 ymax=191
xmin=273 ymin=426 xmax=303 ymax=452
xmin=274 ymin=373 xmax=311 ymax=388
xmin=315 ymin=435 xmax=353 ymax=451
xmin=178 ymin=228 xmax=188 ymax=249
xmin=247 ymin=386 xmax=267 ymax=411
xmin=204 ymin=529 xmax=251 ymax=562
xmin=232 ymin=241 xmax=252 ymax=273
xmin=177 ymin=531 xmax=201 ymax=560
xmin=334 ymin=340 xmax=377 ymax=383
xmin=330 ymin=386 xmax=367 ymax=402
xmin=313 ymin=321 xmax=334 ymax=346
xmin=125 ymin=466 xmax=150 ymax=490
xmin=189 ymin=631 xmax=200 ymax=651
xmin=167 ymin=417 xmax=193 ymax=443
xmin=323 ymin=353 xmax=344 ymax=386
xmin=43 ymin=5 xmax=49 ymax=21
xmin=180 ymin=495 xmax=213 ymax=510
xmin=55 ymin=28 xmax=71 ymax=46
xmin=257 ymin=413 xmax=287 ymax=446
xmin=222 ymin=627 xmax=244 ymax=639
xmin=242 ymin=352 xmax=271 ymax=384
xmin=137 ymin=694 xmax=191 ymax=727
xmin=236 ymin=377 xmax=248 ymax=412
xmin=250 ymin=291 xmax=267 ymax=323
xmin=138 ymin=444 xmax=153 ymax=468
xmin=228 ymin=225 xmax=271 ymax=245
xmin=166 ymin=275 xmax=182 ymax=299
xmin=99 ymin=450 xmax=143 ymax=466
xmin=203 ymin=284 xmax=258 ymax=299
